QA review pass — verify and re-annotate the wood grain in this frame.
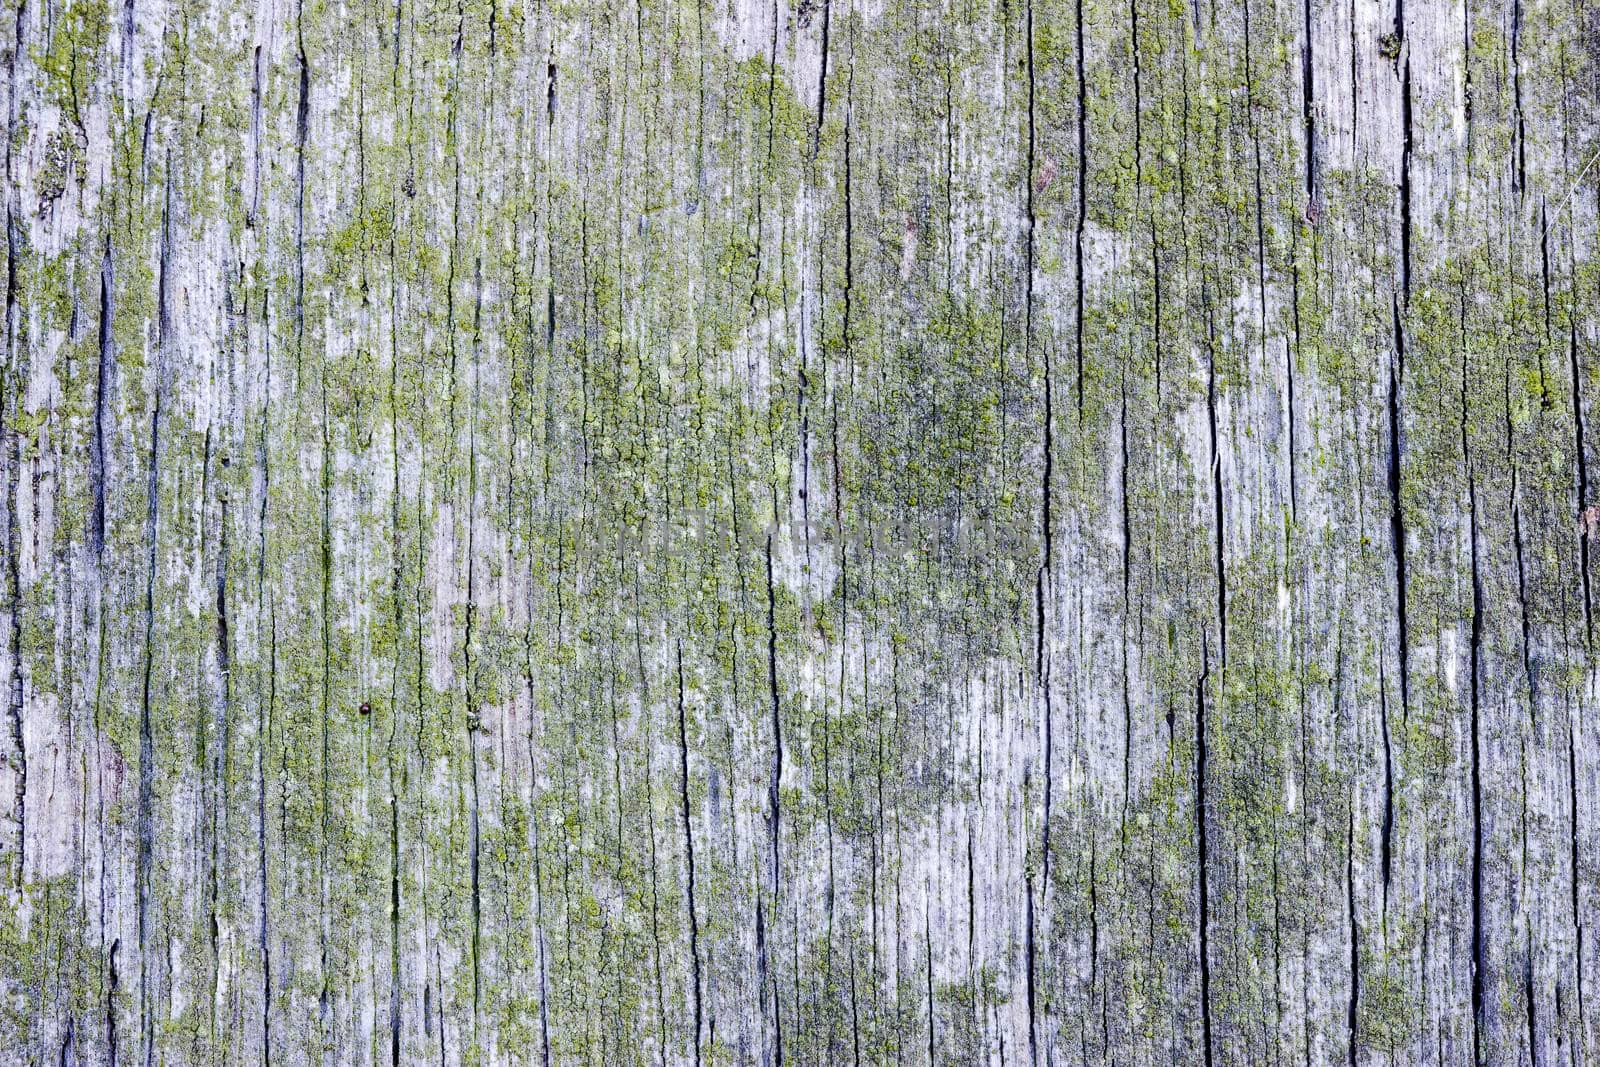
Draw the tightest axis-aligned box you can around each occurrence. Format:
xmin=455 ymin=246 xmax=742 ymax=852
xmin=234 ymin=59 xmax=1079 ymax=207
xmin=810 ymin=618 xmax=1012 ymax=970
xmin=2 ymin=0 xmax=1597 ymax=1062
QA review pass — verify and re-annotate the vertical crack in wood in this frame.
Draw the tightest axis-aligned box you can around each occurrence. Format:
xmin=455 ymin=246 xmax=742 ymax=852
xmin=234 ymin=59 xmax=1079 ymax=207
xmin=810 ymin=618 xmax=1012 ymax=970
xmin=1024 ymin=1 xmax=1051 ymax=1052
xmin=1196 ymin=637 xmax=1214 ymax=1067
xmin=1385 ymin=298 xmax=1407 ymax=911
xmin=1347 ymin=798 xmax=1359 ymax=1067
xmin=1570 ymin=311 xmax=1592 ymax=643
xmin=1466 ymin=319 xmax=1487 ymax=1067
xmin=135 ymin=168 xmax=174 ymax=1067
xmin=1206 ymin=284 xmax=1225 ymax=671
xmin=1073 ymin=0 xmax=1087 ymax=423
xmin=2 ymin=0 xmax=25 ymax=892
xmin=255 ymin=253 xmax=275 ymax=1062
xmin=675 ymin=644 xmax=703 ymax=1067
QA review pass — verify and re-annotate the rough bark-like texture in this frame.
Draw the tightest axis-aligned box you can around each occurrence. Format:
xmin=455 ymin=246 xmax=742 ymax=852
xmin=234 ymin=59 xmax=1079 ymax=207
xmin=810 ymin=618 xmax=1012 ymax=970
xmin=2 ymin=0 xmax=1598 ymax=1062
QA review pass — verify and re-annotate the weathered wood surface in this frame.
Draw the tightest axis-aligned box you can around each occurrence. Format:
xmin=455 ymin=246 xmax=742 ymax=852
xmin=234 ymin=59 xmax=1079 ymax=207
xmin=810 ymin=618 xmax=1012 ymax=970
xmin=2 ymin=0 xmax=1599 ymax=1062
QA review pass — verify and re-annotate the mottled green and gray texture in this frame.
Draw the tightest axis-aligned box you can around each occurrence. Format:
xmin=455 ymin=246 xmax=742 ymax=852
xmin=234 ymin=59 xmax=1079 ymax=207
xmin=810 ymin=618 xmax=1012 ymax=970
xmin=2 ymin=0 xmax=1599 ymax=1062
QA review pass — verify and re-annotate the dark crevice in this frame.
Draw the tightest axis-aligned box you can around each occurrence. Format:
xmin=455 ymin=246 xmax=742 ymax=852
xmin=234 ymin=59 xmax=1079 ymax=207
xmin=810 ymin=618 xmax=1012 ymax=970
xmin=1506 ymin=360 xmax=1536 ymax=728
xmin=107 ymin=939 xmax=119 ymax=1067
xmin=1570 ymin=699 xmax=1585 ymax=1035
xmin=1527 ymin=947 xmax=1539 ymax=1067
xmin=1206 ymin=287 xmax=1226 ymax=669
xmin=92 ymin=235 xmax=113 ymax=558
xmin=1023 ymin=8 xmax=1051 ymax=1049
xmin=1073 ymin=0 xmax=1087 ymax=421
xmin=466 ymin=261 xmax=483 ymax=1028
xmin=1027 ymin=0 xmax=1054 ymax=902
xmin=1463 ymin=0 xmax=1473 ymax=137
xmin=1467 ymin=376 xmax=1486 ymax=1067
xmin=748 ymin=0 xmax=780 ymax=314
xmin=1511 ymin=0 xmax=1525 ymax=194
xmin=756 ymin=897 xmax=773 ymax=1063
xmin=604 ymin=649 xmax=627 ymax=1055
xmin=4 ymin=0 xmax=24 ymax=888
xmin=1301 ymin=0 xmax=1316 ymax=202
xmin=137 ymin=173 xmax=176 ymax=1067
xmin=638 ymin=623 xmax=669 ymax=1067
xmin=1243 ymin=0 xmax=1268 ymax=387
xmin=1389 ymin=300 xmax=1411 ymax=732
xmin=259 ymin=608 xmax=276 ymax=1067
xmin=532 ymin=756 xmax=551 ymax=1067
xmin=925 ymin=904 xmax=936 ymax=1063
xmin=824 ymin=408 xmax=843 ymax=1056
xmin=207 ymin=426 xmax=231 ymax=1039
xmin=1293 ymin=5 xmax=1310 ymax=520
xmin=1288 ymin=268 xmax=1301 ymax=521
xmin=136 ymin=174 xmax=174 ymax=1067
xmin=1152 ymin=223 xmax=1163 ymax=403
xmin=388 ymin=211 xmax=404 ymax=1067
xmin=1568 ymin=201 xmax=1592 ymax=1029
xmin=842 ymin=59 xmax=855 ymax=385
xmin=1347 ymin=0 xmax=1357 ymax=142
xmin=295 ymin=5 xmax=322 ymax=1026
xmin=294 ymin=28 xmax=310 ymax=386
xmin=1131 ymin=0 xmax=1158 ymax=411
xmin=1348 ymin=800 xmax=1360 ymax=1067
xmin=1379 ymin=666 xmax=1394 ymax=915
xmin=256 ymin=261 xmax=275 ymax=1066
xmin=1121 ymin=371 xmax=1133 ymax=849
xmin=1272 ymin=836 xmax=1285 ymax=1062
xmin=526 ymin=519 xmax=552 ymax=1064
xmin=813 ymin=0 xmax=830 ymax=156
xmin=1025 ymin=870 xmax=1038 ymax=1066
xmin=1131 ymin=0 xmax=1142 ymax=187
xmin=4 ymin=205 xmax=24 ymax=891
xmin=248 ymin=46 xmax=263 ymax=227
xmin=317 ymin=286 xmax=334 ymax=1035
xmin=944 ymin=51 xmax=955 ymax=289
xmin=390 ymin=750 xmax=402 ymax=1067
xmin=1399 ymin=57 xmax=1413 ymax=303
xmin=675 ymin=646 xmax=703 ymax=1067
xmin=90 ymin=235 xmax=116 ymax=1049
xmin=1025 ymin=0 xmax=1038 ymax=384
xmin=967 ymin=832 xmax=977 ymax=1005
xmin=1540 ymin=205 xmax=1554 ymax=404
xmin=848 ymin=941 xmax=861 ymax=1067
xmin=1196 ymin=638 xmax=1215 ymax=1067
xmin=1090 ymin=835 xmax=1104 ymax=1053
xmin=1571 ymin=315 xmax=1592 ymax=643
xmin=764 ymin=535 xmax=783 ymax=906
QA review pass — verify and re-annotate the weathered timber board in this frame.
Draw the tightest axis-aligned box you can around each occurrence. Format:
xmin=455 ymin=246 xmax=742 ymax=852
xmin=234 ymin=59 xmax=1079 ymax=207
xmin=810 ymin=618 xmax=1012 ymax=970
xmin=2 ymin=0 xmax=1599 ymax=1063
